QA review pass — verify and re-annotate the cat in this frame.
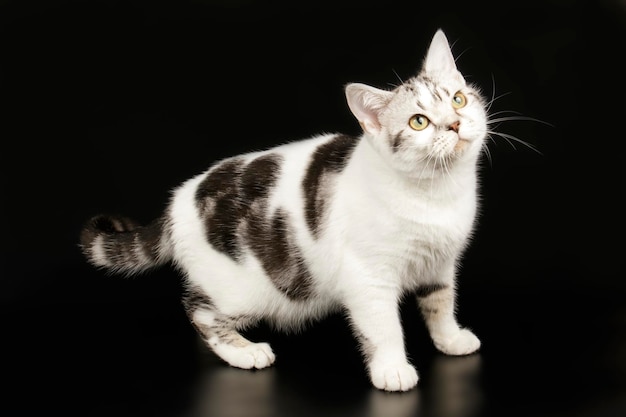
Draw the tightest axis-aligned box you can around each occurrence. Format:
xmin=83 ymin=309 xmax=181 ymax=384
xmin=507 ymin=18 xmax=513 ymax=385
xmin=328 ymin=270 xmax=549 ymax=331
xmin=80 ymin=29 xmax=487 ymax=392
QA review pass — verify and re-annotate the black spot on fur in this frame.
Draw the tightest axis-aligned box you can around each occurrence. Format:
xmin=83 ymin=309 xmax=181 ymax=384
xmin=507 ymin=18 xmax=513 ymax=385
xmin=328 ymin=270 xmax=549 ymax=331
xmin=196 ymin=154 xmax=285 ymax=261
xmin=392 ymin=132 xmax=408 ymax=152
xmin=418 ymin=75 xmax=443 ymax=102
xmin=246 ymin=208 xmax=313 ymax=300
xmin=241 ymin=154 xmax=281 ymax=202
xmin=195 ymin=153 xmax=314 ymax=300
xmin=303 ymin=134 xmax=358 ymax=238
xmin=196 ymin=158 xmax=245 ymax=201
xmin=416 ymin=283 xmax=449 ymax=298
xmin=196 ymin=158 xmax=246 ymax=259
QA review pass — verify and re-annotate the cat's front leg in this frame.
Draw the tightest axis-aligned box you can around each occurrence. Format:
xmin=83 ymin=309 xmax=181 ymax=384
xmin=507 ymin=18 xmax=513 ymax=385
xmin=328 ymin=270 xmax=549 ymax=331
xmin=345 ymin=287 xmax=418 ymax=392
xmin=417 ymin=270 xmax=481 ymax=356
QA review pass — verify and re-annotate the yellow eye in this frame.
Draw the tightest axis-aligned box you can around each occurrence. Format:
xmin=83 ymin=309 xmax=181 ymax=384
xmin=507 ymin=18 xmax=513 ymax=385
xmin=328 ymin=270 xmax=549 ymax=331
xmin=409 ymin=114 xmax=430 ymax=131
xmin=452 ymin=91 xmax=467 ymax=109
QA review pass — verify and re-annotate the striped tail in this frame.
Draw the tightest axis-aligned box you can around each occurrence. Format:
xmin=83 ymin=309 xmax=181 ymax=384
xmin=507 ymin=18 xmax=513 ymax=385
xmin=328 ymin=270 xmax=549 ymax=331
xmin=80 ymin=214 xmax=172 ymax=276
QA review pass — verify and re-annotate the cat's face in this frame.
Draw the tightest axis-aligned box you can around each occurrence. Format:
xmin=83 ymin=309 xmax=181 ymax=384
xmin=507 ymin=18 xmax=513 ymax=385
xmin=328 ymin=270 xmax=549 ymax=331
xmin=345 ymin=30 xmax=487 ymax=178
xmin=378 ymin=73 xmax=487 ymax=174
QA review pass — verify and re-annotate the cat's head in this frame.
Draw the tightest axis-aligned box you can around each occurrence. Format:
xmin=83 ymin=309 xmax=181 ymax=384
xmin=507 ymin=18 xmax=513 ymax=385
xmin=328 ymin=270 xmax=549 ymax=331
xmin=345 ymin=29 xmax=487 ymax=178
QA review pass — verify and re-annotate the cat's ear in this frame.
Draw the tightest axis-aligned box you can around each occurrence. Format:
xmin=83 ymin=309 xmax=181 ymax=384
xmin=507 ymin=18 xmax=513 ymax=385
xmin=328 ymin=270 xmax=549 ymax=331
xmin=422 ymin=29 xmax=465 ymax=83
xmin=345 ymin=83 xmax=394 ymax=134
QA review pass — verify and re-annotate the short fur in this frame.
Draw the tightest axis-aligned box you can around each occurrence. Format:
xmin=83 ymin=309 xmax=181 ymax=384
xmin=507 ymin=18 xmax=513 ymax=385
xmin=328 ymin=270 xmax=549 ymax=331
xmin=80 ymin=30 xmax=487 ymax=392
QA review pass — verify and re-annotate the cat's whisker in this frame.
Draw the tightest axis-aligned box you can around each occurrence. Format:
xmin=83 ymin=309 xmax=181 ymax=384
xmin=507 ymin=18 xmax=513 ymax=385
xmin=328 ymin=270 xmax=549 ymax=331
xmin=484 ymin=74 xmax=511 ymax=113
xmin=486 ymin=133 xmax=506 ymax=152
xmin=487 ymin=109 xmax=523 ymax=117
xmin=441 ymin=157 xmax=460 ymax=195
xmin=453 ymin=45 xmax=472 ymax=63
xmin=480 ymin=141 xmax=494 ymax=167
xmin=415 ymin=151 xmax=438 ymax=194
xmin=485 ymin=75 xmax=496 ymax=113
xmin=427 ymin=163 xmax=435 ymax=200
xmin=484 ymin=100 xmax=551 ymax=157
xmin=486 ymin=130 xmax=543 ymax=155
xmin=391 ymin=68 xmax=404 ymax=86
xmin=488 ymin=116 xmax=554 ymax=127
xmin=485 ymin=93 xmax=512 ymax=112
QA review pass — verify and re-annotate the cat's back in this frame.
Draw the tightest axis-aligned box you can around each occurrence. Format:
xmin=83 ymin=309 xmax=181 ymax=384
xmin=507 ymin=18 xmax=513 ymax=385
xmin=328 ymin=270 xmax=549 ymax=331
xmin=172 ymin=133 xmax=335 ymax=198
xmin=167 ymin=132 xmax=359 ymax=252
xmin=185 ymin=132 xmax=353 ymax=200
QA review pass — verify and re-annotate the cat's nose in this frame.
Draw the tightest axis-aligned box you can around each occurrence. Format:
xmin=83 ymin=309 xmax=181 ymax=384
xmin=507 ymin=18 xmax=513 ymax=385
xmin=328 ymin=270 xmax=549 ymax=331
xmin=448 ymin=121 xmax=460 ymax=132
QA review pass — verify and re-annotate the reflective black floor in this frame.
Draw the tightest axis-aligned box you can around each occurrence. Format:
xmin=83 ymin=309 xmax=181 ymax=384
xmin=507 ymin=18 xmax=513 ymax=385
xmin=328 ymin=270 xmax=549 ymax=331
xmin=5 ymin=265 xmax=626 ymax=417
xmin=2 ymin=1 xmax=625 ymax=416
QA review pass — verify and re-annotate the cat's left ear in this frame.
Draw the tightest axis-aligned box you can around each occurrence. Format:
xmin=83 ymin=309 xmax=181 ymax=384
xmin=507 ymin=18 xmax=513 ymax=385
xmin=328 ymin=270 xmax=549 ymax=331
xmin=422 ymin=29 xmax=465 ymax=84
xmin=345 ymin=83 xmax=394 ymax=134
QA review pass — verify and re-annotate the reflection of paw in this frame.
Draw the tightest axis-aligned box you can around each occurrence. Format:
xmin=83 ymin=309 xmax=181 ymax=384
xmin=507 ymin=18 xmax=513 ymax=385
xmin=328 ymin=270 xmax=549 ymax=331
xmin=370 ymin=362 xmax=419 ymax=392
xmin=434 ymin=328 xmax=481 ymax=356
xmin=213 ymin=341 xmax=276 ymax=370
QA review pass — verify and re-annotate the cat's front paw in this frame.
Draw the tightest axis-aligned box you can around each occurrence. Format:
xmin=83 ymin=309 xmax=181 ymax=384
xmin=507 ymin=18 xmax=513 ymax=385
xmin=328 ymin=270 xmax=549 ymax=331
xmin=433 ymin=328 xmax=481 ymax=356
xmin=369 ymin=362 xmax=419 ymax=392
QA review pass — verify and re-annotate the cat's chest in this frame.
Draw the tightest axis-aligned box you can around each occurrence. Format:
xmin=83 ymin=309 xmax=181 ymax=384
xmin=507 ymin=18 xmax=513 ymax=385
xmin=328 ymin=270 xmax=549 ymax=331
xmin=385 ymin=197 xmax=474 ymax=248
xmin=337 ymin=182 xmax=477 ymax=268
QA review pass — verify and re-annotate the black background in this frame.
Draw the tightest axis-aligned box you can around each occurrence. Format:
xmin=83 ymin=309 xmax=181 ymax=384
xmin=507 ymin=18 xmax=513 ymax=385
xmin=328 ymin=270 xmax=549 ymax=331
xmin=1 ymin=1 xmax=625 ymax=416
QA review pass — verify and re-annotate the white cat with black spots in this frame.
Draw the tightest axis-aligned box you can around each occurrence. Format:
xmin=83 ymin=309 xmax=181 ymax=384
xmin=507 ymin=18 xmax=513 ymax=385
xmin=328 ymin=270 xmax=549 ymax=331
xmin=81 ymin=29 xmax=486 ymax=392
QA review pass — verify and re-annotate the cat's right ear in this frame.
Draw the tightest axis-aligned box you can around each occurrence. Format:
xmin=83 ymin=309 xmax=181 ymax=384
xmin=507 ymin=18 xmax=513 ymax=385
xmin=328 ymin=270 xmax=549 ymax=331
xmin=345 ymin=83 xmax=394 ymax=134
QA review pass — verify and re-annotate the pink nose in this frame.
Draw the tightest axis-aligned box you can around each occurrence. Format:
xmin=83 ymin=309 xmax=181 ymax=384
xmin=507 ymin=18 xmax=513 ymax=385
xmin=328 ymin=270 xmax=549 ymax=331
xmin=448 ymin=121 xmax=460 ymax=132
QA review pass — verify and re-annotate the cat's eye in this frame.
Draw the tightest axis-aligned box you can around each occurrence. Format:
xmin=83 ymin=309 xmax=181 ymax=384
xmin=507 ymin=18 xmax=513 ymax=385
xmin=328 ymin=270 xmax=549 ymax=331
xmin=409 ymin=115 xmax=429 ymax=131
xmin=452 ymin=92 xmax=467 ymax=109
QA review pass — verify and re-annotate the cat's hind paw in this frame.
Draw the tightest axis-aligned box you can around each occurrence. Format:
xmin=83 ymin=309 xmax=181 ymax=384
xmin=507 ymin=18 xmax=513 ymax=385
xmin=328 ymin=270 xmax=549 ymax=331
xmin=433 ymin=328 xmax=481 ymax=356
xmin=212 ymin=341 xmax=276 ymax=370
xmin=369 ymin=362 xmax=419 ymax=392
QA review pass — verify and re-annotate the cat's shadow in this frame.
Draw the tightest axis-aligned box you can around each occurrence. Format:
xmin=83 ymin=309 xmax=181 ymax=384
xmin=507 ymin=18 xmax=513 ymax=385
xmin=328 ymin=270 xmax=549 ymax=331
xmin=188 ymin=342 xmax=483 ymax=417
xmin=366 ymin=353 xmax=482 ymax=417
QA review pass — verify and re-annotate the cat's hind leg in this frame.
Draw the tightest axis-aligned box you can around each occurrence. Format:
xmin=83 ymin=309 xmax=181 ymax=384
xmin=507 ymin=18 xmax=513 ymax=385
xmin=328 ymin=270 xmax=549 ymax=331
xmin=183 ymin=294 xmax=275 ymax=370
xmin=194 ymin=310 xmax=275 ymax=369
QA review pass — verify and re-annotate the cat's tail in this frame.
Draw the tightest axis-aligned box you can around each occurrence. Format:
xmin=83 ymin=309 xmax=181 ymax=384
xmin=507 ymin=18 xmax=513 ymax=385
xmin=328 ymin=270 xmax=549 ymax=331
xmin=79 ymin=214 xmax=173 ymax=276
